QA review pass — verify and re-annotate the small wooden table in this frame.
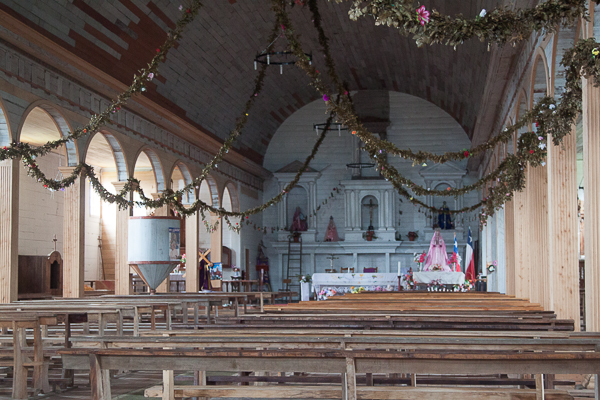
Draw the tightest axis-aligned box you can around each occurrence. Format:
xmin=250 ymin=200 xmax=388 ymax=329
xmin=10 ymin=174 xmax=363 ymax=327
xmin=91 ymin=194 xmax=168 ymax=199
xmin=222 ymin=279 xmax=258 ymax=292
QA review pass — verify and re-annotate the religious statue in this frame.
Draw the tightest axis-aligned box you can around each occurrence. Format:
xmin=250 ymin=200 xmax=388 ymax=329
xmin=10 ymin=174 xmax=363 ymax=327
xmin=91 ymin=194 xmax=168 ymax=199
xmin=423 ymin=230 xmax=452 ymax=272
xmin=437 ymin=201 xmax=453 ymax=230
xmin=324 ymin=216 xmax=339 ymax=242
xmin=292 ymin=206 xmax=308 ymax=231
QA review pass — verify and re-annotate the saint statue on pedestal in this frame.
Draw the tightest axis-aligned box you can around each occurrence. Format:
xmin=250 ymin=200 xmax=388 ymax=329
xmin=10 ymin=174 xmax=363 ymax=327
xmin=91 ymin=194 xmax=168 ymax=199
xmin=423 ymin=230 xmax=452 ymax=272
xmin=324 ymin=216 xmax=339 ymax=242
xmin=292 ymin=206 xmax=308 ymax=231
xmin=437 ymin=201 xmax=453 ymax=230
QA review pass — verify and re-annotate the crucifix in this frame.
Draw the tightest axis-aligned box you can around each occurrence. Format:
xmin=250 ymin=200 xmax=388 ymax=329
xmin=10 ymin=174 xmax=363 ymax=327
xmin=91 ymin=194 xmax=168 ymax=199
xmin=326 ymin=254 xmax=339 ymax=270
xmin=364 ymin=199 xmax=378 ymax=228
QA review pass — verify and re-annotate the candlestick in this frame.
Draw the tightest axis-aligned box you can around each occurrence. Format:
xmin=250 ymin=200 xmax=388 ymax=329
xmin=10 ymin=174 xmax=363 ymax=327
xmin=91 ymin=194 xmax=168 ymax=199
xmin=397 ymin=261 xmax=401 ymax=276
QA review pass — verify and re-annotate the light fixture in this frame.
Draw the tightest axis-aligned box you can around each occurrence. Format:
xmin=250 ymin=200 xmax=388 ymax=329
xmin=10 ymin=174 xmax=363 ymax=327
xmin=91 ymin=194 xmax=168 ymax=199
xmin=313 ymin=122 xmax=348 ymax=136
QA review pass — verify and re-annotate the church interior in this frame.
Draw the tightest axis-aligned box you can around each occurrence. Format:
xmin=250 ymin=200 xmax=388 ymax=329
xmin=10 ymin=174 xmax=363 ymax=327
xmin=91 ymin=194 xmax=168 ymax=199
xmin=0 ymin=0 xmax=599 ymax=399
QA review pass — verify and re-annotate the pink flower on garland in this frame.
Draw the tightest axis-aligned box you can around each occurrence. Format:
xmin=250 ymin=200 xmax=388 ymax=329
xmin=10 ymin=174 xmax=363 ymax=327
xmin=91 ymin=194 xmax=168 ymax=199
xmin=416 ymin=5 xmax=430 ymax=26
xmin=323 ymin=94 xmax=330 ymax=102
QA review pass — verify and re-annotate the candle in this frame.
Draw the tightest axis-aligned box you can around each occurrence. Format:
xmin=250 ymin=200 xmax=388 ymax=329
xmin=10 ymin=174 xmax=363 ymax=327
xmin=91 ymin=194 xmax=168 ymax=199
xmin=397 ymin=261 xmax=401 ymax=276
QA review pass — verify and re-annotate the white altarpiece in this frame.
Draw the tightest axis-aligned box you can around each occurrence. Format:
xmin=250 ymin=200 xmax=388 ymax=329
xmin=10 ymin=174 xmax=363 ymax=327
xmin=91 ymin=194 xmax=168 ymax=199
xmin=419 ymin=162 xmax=466 ymax=242
xmin=341 ymin=179 xmax=396 ymax=242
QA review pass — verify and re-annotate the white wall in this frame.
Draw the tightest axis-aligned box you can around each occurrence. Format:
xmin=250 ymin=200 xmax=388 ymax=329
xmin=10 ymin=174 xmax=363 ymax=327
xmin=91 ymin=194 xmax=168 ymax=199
xmin=18 ymin=151 xmax=64 ymax=256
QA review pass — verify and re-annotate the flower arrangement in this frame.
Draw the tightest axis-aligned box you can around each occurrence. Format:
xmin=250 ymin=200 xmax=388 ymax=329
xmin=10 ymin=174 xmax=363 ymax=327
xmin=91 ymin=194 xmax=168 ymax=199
xmin=298 ymin=274 xmax=312 ymax=283
xmin=318 ymin=288 xmax=337 ymax=300
xmin=413 ymin=252 xmax=426 ymax=264
xmin=402 ymin=272 xmax=416 ymax=289
xmin=488 ymin=260 xmax=497 ymax=273
xmin=453 ymin=279 xmax=474 ymax=292
xmin=350 ymin=286 xmax=366 ymax=294
xmin=427 ymin=279 xmax=444 ymax=291
xmin=430 ymin=264 xmax=443 ymax=271
xmin=181 ymin=254 xmax=186 ymax=264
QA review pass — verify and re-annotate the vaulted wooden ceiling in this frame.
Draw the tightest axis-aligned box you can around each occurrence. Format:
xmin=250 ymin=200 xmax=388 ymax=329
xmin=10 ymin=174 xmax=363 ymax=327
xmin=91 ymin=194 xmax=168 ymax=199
xmin=0 ymin=0 xmax=510 ymax=167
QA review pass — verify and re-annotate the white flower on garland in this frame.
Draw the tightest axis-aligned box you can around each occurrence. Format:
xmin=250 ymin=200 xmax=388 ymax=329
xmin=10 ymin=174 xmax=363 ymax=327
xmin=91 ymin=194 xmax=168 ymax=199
xmin=479 ymin=9 xmax=487 ymax=18
xmin=539 ymin=143 xmax=546 ymax=150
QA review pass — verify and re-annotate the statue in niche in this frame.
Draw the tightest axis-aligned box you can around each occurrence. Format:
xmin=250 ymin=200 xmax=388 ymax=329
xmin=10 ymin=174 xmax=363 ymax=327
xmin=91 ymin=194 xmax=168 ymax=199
xmin=324 ymin=216 xmax=339 ymax=242
xmin=292 ymin=206 xmax=308 ymax=232
xmin=437 ymin=201 xmax=454 ymax=230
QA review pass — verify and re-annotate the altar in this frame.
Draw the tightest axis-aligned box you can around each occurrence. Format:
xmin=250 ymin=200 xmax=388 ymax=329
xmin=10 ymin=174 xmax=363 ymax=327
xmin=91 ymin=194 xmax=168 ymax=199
xmin=312 ymin=272 xmax=399 ymax=299
xmin=413 ymin=271 xmax=465 ymax=285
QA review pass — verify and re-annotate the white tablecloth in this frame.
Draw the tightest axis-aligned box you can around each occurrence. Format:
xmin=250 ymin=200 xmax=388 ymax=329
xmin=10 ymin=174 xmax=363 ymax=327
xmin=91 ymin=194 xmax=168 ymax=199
xmin=413 ymin=271 xmax=465 ymax=284
xmin=312 ymin=272 xmax=399 ymax=298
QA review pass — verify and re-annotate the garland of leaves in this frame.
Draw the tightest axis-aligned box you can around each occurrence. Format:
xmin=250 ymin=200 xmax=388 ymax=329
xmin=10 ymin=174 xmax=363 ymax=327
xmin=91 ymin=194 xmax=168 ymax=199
xmin=328 ymin=0 xmax=595 ymax=47
xmin=274 ymin=0 xmax=600 ymax=223
xmin=3 ymin=0 xmax=600 ymax=229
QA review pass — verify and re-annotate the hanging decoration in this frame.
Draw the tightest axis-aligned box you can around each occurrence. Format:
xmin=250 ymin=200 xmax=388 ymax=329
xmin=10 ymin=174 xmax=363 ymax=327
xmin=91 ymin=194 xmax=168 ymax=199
xmin=1 ymin=0 xmax=599 ymax=230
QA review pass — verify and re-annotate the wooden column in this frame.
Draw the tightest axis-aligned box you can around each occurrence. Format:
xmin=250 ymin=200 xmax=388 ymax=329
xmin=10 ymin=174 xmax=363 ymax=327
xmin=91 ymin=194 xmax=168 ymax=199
xmin=513 ymin=189 xmax=530 ymax=300
xmin=112 ymin=182 xmax=130 ymax=295
xmin=0 ymin=159 xmax=18 ymax=303
xmin=186 ymin=211 xmax=199 ymax=293
xmin=59 ymin=167 xmax=85 ymax=298
xmin=505 ymin=200 xmax=516 ymax=295
xmin=527 ymin=165 xmax=549 ymax=309
xmin=583 ymin=76 xmax=600 ymax=331
xmin=547 ymin=127 xmax=580 ymax=330
xmin=210 ymin=213 xmax=222 ymax=263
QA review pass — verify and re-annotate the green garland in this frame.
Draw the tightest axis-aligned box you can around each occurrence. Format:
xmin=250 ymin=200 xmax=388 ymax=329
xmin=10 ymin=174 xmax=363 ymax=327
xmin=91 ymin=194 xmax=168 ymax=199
xmin=274 ymin=0 xmax=600 ymax=224
xmin=4 ymin=0 xmax=600 ymax=230
xmin=328 ymin=0 xmax=594 ymax=47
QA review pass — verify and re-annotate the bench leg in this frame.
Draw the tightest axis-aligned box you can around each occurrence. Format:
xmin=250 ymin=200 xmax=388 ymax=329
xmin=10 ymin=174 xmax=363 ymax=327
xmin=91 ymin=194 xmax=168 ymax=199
xmin=134 ymin=307 xmax=140 ymax=336
xmin=205 ymin=305 xmax=211 ymax=324
xmin=193 ymin=370 xmax=207 ymax=400
xmin=345 ymin=357 xmax=357 ymax=400
xmin=90 ymin=354 xmax=111 ymax=400
xmin=182 ymin=301 xmax=188 ymax=324
xmin=365 ymin=373 xmax=373 ymax=386
xmin=12 ymin=324 xmax=27 ymax=399
xmin=410 ymin=373 xmax=417 ymax=387
xmin=194 ymin=303 xmax=199 ymax=326
xmin=163 ymin=370 xmax=174 ymax=400
xmin=32 ymin=324 xmax=50 ymax=393
xmin=595 ymin=374 xmax=599 ymax=400
xmin=535 ymin=374 xmax=544 ymax=400
xmin=151 ymin=306 xmax=156 ymax=330
xmin=117 ymin=310 xmax=123 ymax=336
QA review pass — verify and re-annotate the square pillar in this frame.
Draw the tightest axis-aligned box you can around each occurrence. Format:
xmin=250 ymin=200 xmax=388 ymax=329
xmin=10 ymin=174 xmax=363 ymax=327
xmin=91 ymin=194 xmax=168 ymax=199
xmin=59 ymin=167 xmax=85 ymax=298
xmin=185 ymin=211 xmax=199 ymax=293
xmin=0 ymin=159 xmax=19 ymax=303
xmin=210 ymin=213 xmax=222 ymax=263
xmin=583 ymin=76 xmax=600 ymax=331
xmin=112 ymin=182 xmax=131 ymax=295
xmin=547 ymin=127 xmax=579 ymax=330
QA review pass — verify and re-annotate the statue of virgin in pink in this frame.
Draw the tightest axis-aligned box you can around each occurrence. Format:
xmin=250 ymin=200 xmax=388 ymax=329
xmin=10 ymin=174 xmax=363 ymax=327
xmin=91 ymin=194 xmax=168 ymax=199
xmin=324 ymin=216 xmax=339 ymax=242
xmin=423 ymin=230 xmax=452 ymax=272
xmin=292 ymin=207 xmax=308 ymax=232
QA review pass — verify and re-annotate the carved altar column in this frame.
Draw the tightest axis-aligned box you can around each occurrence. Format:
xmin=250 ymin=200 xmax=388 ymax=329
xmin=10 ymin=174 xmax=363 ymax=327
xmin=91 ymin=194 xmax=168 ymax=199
xmin=0 ymin=159 xmax=19 ymax=303
xmin=186 ymin=209 xmax=199 ymax=293
xmin=583 ymin=75 xmax=600 ymax=331
xmin=308 ymin=181 xmax=316 ymax=230
xmin=547 ymin=127 xmax=579 ymax=330
xmin=59 ymin=167 xmax=85 ymax=298
xmin=112 ymin=182 xmax=131 ymax=295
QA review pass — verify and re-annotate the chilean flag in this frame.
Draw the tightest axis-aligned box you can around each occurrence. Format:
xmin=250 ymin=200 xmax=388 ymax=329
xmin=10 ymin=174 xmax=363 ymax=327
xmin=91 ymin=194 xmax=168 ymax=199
xmin=453 ymin=233 xmax=461 ymax=272
xmin=465 ymin=227 xmax=475 ymax=281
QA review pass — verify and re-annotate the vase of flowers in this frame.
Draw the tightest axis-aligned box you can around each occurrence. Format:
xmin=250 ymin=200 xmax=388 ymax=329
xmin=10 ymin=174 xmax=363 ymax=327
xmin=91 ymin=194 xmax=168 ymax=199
xmin=298 ymin=275 xmax=312 ymax=301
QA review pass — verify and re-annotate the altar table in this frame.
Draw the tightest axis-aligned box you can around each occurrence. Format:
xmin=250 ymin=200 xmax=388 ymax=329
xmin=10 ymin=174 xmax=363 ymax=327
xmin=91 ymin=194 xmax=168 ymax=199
xmin=312 ymin=273 xmax=399 ymax=298
xmin=413 ymin=271 xmax=465 ymax=285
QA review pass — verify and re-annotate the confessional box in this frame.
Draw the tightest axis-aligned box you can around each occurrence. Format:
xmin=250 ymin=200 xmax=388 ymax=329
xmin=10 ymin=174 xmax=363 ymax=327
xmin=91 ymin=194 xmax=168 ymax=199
xmin=18 ymin=251 xmax=63 ymax=299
